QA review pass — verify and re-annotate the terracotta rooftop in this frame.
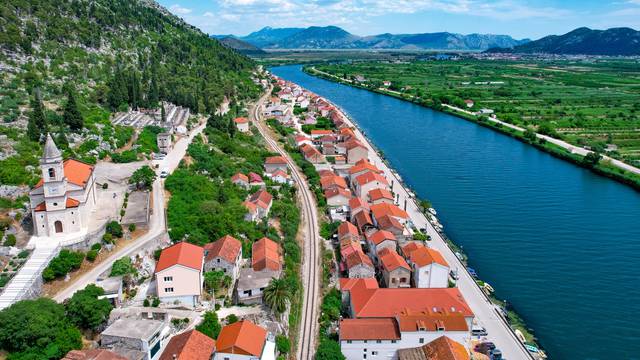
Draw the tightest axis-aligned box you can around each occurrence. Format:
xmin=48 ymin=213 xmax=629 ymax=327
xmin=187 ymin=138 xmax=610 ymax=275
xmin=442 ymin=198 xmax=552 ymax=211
xmin=371 ymin=203 xmax=409 ymax=220
xmin=345 ymin=249 xmax=373 ymax=269
xmin=34 ymin=159 xmax=94 ymax=189
xmin=377 ymin=214 xmax=404 ymax=231
xmin=402 ymin=242 xmax=426 ymax=258
xmin=248 ymin=172 xmax=263 ymax=183
xmin=320 ymin=175 xmax=348 ymax=190
xmin=345 ymin=138 xmax=367 ymax=150
xmin=231 ymin=173 xmax=249 ymax=183
xmin=310 ymin=129 xmax=334 ymax=136
xmin=248 ymin=190 xmax=273 ymax=209
xmin=378 ymin=248 xmax=410 ymax=272
xmin=252 ymin=237 xmax=281 ymax=272
xmin=352 ymin=211 xmax=374 ymax=231
xmin=397 ymin=309 xmax=469 ymax=332
xmin=155 ymin=242 xmax=204 ymax=273
xmin=368 ymin=188 xmax=394 ymax=202
xmin=159 ymin=329 xmax=216 ymax=360
xmin=339 ymin=277 xmax=378 ymax=291
xmin=337 ymin=221 xmax=359 ymax=239
xmin=354 ymin=171 xmax=388 ymax=187
xmin=340 ymin=318 xmax=401 ymax=341
xmin=34 ymin=197 xmax=80 ymax=212
xmin=398 ymin=336 xmax=470 ymax=360
xmin=216 ymin=320 xmax=267 ymax=357
xmin=204 ymin=235 xmax=242 ymax=264
xmin=367 ymin=230 xmax=397 ymax=246
xmin=265 ymin=156 xmax=287 ymax=165
xmin=324 ymin=187 xmax=351 ymax=199
xmin=409 ymin=247 xmax=449 ymax=268
xmin=348 ymin=197 xmax=370 ymax=211
xmin=63 ymin=349 xmax=127 ymax=360
xmin=234 ymin=117 xmax=249 ymax=124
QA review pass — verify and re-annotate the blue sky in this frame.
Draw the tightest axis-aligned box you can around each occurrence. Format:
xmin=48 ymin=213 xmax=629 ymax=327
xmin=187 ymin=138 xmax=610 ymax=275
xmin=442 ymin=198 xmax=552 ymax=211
xmin=158 ymin=0 xmax=640 ymax=39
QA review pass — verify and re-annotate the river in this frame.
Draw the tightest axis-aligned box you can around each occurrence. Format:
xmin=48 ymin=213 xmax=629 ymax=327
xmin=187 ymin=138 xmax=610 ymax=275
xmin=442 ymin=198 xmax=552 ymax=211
xmin=271 ymin=65 xmax=640 ymax=360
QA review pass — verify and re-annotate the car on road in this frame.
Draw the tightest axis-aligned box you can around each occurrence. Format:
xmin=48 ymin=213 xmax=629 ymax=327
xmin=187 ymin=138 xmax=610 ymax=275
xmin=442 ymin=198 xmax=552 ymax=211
xmin=471 ymin=325 xmax=488 ymax=336
xmin=449 ymin=269 xmax=459 ymax=280
xmin=489 ymin=348 xmax=502 ymax=360
xmin=474 ymin=341 xmax=496 ymax=354
xmin=159 ymin=168 xmax=169 ymax=178
xmin=467 ymin=267 xmax=478 ymax=278
xmin=152 ymin=153 xmax=166 ymax=160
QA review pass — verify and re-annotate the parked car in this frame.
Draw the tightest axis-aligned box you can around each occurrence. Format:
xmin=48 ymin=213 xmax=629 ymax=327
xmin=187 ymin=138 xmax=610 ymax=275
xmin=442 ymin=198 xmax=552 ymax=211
xmin=489 ymin=348 xmax=502 ymax=360
xmin=471 ymin=325 xmax=488 ymax=336
xmin=467 ymin=267 xmax=478 ymax=278
xmin=474 ymin=341 xmax=496 ymax=354
xmin=159 ymin=168 xmax=169 ymax=178
xmin=449 ymin=270 xmax=459 ymax=280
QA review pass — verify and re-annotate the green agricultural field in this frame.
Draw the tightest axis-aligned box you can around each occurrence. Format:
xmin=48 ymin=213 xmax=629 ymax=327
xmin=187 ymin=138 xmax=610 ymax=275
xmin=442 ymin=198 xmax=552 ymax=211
xmin=314 ymin=59 xmax=640 ymax=166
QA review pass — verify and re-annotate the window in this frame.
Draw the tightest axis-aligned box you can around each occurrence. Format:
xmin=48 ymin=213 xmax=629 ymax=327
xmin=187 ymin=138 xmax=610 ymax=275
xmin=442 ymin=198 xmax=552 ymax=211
xmin=53 ymin=202 xmax=58 ymax=206
xmin=372 ymin=351 xmax=378 ymax=355
xmin=164 ymin=287 xmax=174 ymax=293
xmin=391 ymin=278 xmax=397 ymax=283
xmin=163 ymin=276 xmax=173 ymax=282
xmin=400 ymin=277 xmax=407 ymax=283
xmin=364 ymin=340 xmax=367 ymax=344
xmin=376 ymin=340 xmax=382 ymax=344
xmin=48 ymin=168 xmax=55 ymax=179
xmin=391 ymin=340 xmax=397 ymax=344
xmin=346 ymin=340 xmax=352 ymax=344
xmin=217 ymin=258 xmax=220 ymax=263
xmin=419 ymin=338 xmax=424 ymax=344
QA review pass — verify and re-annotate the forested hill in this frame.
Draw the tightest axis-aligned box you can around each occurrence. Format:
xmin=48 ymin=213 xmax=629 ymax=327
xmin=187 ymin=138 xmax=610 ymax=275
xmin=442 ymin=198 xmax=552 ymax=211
xmin=0 ymin=0 xmax=259 ymax=122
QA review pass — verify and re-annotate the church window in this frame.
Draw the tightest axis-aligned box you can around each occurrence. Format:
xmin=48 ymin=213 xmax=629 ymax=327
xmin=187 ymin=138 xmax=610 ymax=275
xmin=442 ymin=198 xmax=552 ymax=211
xmin=48 ymin=168 xmax=55 ymax=178
xmin=53 ymin=202 xmax=58 ymax=206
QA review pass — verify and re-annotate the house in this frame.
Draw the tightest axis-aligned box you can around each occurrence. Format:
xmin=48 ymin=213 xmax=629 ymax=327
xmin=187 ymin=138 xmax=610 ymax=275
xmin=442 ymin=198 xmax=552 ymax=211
xmin=339 ymin=127 xmax=356 ymax=142
xmin=204 ymin=235 xmax=243 ymax=281
xmin=155 ymin=242 xmax=204 ymax=307
xmin=378 ymin=248 xmax=411 ymax=288
xmin=295 ymin=135 xmax=313 ymax=147
xmin=404 ymin=244 xmax=450 ymax=288
xmin=157 ymin=133 xmax=172 ymax=154
xmin=249 ymin=172 xmax=265 ymax=187
xmin=377 ymin=214 xmax=407 ymax=241
xmin=236 ymin=267 xmax=279 ymax=304
xmin=243 ymin=190 xmax=273 ymax=222
xmin=366 ymin=230 xmax=397 ymax=260
xmin=252 ymin=237 xmax=281 ymax=272
xmin=353 ymin=172 xmax=389 ymax=198
xmin=300 ymin=144 xmax=325 ymax=163
xmin=463 ymin=99 xmax=474 ymax=108
xmin=320 ymin=174 xmax=348 ymax=191
xmin=348 ymin=197 xmax=369 ymax=217
xmin=100 ymin=318 xmax=169 ymax=360
xmin=63 ymin=349 xmax=127 ymax=360
xmin=214 ymin=320 xmax=275 ymax=360
xmin=352 ymin=210 xmax=375 ymax=234
xmin=325 ymin=187 xmax=351 ymax=207
xmin=95 ymin=276 xmax=124 ymax=307
xmin=310 ymin=129 xmax=334 ymax=139
xmin=383 ymin=81 xmax=392 ymax=87
xmin=398 ymin=336 xmax=470 ymax=360
xmin=337 ymin=221 xmax=360 ymax=244
xmin=368 ymin=188 xmax=394 ymax=205
xmin=159 ymin=329 xmax=216 ymax=360
xmin=334 ymin=155 xmax=347 ymax=165
xmin=339 ymin=280 xmax=474 ymax=360
xmin=371 ymin=203 xmax=409 ymax=226
xmin=234 ymin=117 xmax=250 ymax=133
xmin=269 ymin=169 xmax=290 ymax=185
xmin=30 ymin=134 xmax=97 ymax=238
xmin=345 ymin=139 xmax=368 ymax=164
xmin=322 ymin=143 xmax=336 ymax=155
xmin=348 ymin=159 xmax=382 ymax=183
xmin=345 ymin=249 xmax=375 ymax=279
xmin=264 ymin=156 xmax=288 ymax=174
xmin=231 ymin=173 xmax=250 ymax=189
xmin=339 ymin=277 xmax=378 ymax=304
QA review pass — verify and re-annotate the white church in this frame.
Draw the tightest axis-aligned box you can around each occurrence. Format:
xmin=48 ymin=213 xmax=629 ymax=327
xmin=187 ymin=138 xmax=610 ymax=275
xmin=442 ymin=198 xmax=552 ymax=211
xmin=29 ymin=134 xmax=97 ymax=238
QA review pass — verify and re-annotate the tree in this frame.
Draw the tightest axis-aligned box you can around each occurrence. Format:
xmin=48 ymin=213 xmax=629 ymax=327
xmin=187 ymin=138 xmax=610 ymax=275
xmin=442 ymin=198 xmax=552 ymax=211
xmin=65 ymin=284 xmax=113 ymax=331
xmin=62 ymin=87 xmax=84 ymax=130
xmin=106 ymin=221 xmax=123 ymax=238
xmin=110 ymin=257 xmax=136 ymax=277
xmin=42 ymin=249 xmax=85 ymax=282
xmin=276 ymin=335 xmax=290 ymax=354
xmin=315 ymin=338 xmax=345 ymax=360
xmin=583 ymin=151 xmax=602 ymax=167
xmin=204 ymin=270 xmax=230 ymax=295
xmin=226 ymin=314 xmax=238 ymax=324
xmin=161 ymin=104 xmax=166 ymax=122
xmin=263 ymin=278 xmax=291 ymax=314
xmin=196 ymin=311 xmax=221 ymax=340
xmin=129 ymin=165 xmax=157 ymax=189
xmin=27 ymin=94 xmax=47 ymax=142
xmin=0 ymin=298 xmax=82 ymax=359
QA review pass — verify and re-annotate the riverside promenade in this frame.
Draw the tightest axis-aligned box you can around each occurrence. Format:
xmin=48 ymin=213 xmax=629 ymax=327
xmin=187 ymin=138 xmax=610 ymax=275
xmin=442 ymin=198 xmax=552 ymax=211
xmin=325 ymin=98 xmax=534 ymax=360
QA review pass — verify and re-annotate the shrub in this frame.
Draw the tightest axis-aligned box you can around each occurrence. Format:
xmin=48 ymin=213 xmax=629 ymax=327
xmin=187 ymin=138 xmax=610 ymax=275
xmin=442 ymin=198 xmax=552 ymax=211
xmin=86 ymin=250 xmax=98 ymax=262
xmin=128 ymin=223 xmax=136 ymax=232
xmin=152 ymin=297 xmax=160 ymax=307
xmin=106 ymin=221 xmax=123 ymax=238
xmin=102 ymin=183 xmax=108 ymax=189
xmin=42 ymin=249 xmax=85 ymax=282
xmin=65 ymin=284 xmax=113 ymax=331
xmin=102 ymin=233 xmax=113 ymax=244
xmin=3 ymin=234 xmax=17 ymax=247
xmin=226 ymin=314 xmax=238 ymax=324
xmin=91 ymin=243 xmax=102 ymax=251
xmin=276 ymin=335 xmax=291 ymax=354
xmin=110 ymin=257 xmax=136 ymax=276
xmin=143 ymin=298 xmax=150 ymax=307
xmin=196 ymin=311 xmax=221 ymax=339
xmin=17 ymin=250 xmax=29 ymax=259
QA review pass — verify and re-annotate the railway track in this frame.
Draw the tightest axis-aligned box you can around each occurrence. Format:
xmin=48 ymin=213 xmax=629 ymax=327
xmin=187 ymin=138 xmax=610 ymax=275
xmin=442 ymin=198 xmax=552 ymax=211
xmin=251 ymin=89 xmax=320 ymax=359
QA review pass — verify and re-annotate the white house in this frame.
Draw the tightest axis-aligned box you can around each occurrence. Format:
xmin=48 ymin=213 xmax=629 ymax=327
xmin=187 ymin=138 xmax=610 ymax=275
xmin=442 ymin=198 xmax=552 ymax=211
xmin=154 ymin=242 xmax=204 ymax=307
xmin=234 ymin=117 xmax=250 ymax=133
xmin=403 ymin=244 xmax=450 ymax=288
xmin=353 ymin=172 xmax=389 ymax=198
xmin=214 ymin=320 xmax=276 ymax=360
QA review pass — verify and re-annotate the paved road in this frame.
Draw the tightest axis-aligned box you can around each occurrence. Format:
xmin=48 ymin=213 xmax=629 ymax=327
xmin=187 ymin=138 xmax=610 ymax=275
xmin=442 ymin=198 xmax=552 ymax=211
xmin=250 ymin=88 xmax=321 ymax=360
xmin=53 ymin=122 xmax=206 ymax=302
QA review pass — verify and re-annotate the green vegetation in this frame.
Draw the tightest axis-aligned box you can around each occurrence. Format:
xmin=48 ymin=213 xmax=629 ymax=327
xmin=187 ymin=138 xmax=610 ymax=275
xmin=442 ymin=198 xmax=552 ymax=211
xmin=135 ymin=126 xmax=164 ymax=154
xmin=106 ymin=221 xmax=123 ymax=238
xmin=42 ymin=249 xmax=85 ymax=282
xmin=196 ymin=311 xmax=222 ymax=340
xmin=129 ymin=165 xmax=157 ymax=190
xmin=110 ymin=256 xmax=136 ymax=277
xmin=204 ymin=270 xmax=231 ymax=297
xmin=301 ymin=116 xmax=335 ymax=134
xmin=276 ymin=335 xmax=291 ymax=355
xmin=65 ymin=284 xmax=113 ymax=331
xmin=0 ymin=298 xmax=82 ymax=359
xmin=263 ymin=278 xmax=292 ymax=314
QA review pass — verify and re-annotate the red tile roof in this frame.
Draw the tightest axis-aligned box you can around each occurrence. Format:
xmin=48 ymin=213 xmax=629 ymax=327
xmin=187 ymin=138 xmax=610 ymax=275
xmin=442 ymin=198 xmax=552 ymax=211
xmin=367 ymin=230 xmax=397 ymax=246
xmin=204 ymin=235 xmax=242 ymax=264
xmin=409 ymin=247 xmax=449 ymax=268
xmin=155 ymin=242 xmax=204 ymax=273
xmin=377 ymin=214 xmax=404 ymax=232
xmin=248 ymin=190 xmax=273 ymax=209
xmin=345 ymin=139 xmax=367 ymax=150
xmin=354 ymin=171 xmax=388 ymax=186
xmin=352 ymin=211 xmax=373 ymax=231
xmin=324 ymin=187 xmax=351 ymax=200
xmin=348 ymin=197 xmax=369 ymax=212
xmin=349 ymin=160 xmax=382 ymax=177
xmin=337 ymin=221 xmax=359 ymax=239
xmin=340 ymin=318 xmax=401 ymax=340
xmin=378 ymin=248 xmax=410 ymax=272
xmin=63 ymin=349 xmax=127 ymax=360
xmin=252 ymin=237 xmax=281 ymax=271
xmin=417 ymin=336 xmax=470 ymax=360
xmin=320 ymin=175 xmax=347 ymax=190
xmin=159 ymin=329 xmax=216 ymax=360
xmin=402 ymin=242 xmax=426 ymax=258
xmin=231 ymin=173 xmax=249 ymax=183
xmin=397 ymin=309 xmax=469 ymax=332
xmin=35 ymin=159 xmax=94 ymax=189
xmin=216 ymin=320 xmax=267 ymax=357
xmin=345 ymin=249 xmax=373 ymax=269
xmin=368 ymin=188 xmax=394 ymax=202
xmin=265 ymin=156 xmax=287 ymax=165
xmin=371 ymin=203 xmax=409 ymax=220
xmin=234 ymin=117 xmax=249 ymax=124
xmin=66 ymin=197 xmax=80 ymax=208
xmin=348 ymin=286 xmax=473 ymax=319
xmin=33 ymin=202 xmax=46 ymax=212
xmin=339 ymin=277 xmax=378 ymax=291
xmin=311 ymin=129 xmax=334 ymax=136
xmin=340 ymin=242 xmax=362 ymax=260
xmin=248 ymin=172 xmax=263 ymax=183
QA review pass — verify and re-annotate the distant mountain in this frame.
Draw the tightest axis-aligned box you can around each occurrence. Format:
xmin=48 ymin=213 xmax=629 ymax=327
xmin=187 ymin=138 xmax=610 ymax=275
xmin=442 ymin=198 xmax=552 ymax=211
xmin=216 ymin=36 xmax=266 ymax=55
xmin=223 ymin=26 xmax=529 ymax=51
xmin=488 ymin=27 xmax=640 ymax=55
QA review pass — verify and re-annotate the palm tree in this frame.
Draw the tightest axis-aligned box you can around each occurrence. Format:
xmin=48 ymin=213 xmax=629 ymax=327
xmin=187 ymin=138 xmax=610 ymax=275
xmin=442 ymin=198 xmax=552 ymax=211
xmin=263 ymin=278 xmax=290 ymax=314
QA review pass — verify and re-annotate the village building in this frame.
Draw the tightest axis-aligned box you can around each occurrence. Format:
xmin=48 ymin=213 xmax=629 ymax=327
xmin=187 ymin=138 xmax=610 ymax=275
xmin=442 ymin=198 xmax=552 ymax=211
xmin=159 ymin=329 xmax=216 ymax=360
xmin=345 ymin=249 xmax=375 ymax=279
xmin=263 ymin=156 xmax=288 ymax=174
xmin=310 ymin=129 xmax=334 ymax=139
xmin=63 ymin=349 xmax=128 ymax=360
xmin=348 ymin=197 xmax=370 ymax=217
xmin=234 ymin=117 xmax=250 ymax=133
xmin=231 ymin=173 xmax=250 ymax=189
xmin=352 ymin=210 xmax=375 ymax=234
xmin=348 ymin=159 xmax=382 ymax=183
xmin=248 ymin=172 xmax=265 ymax=187
xmin=325 ymin=187 xmax=352 ymax=207
xmin=368 ymin=188 xmax=395 ymax=205
xmin=300 ymin=144 xmax=325 ymax=163
xmin=378 ymin=248 xmax=411 ymax=288
xmin=155 ymin=242 xmax=204 ymax=307
xmin=320 ymin=174 xmax=348 ymax=191
xmin=157 ymin=133 xmax=172 ymax=154
xmin=345 ymin=139 xmax=368 ymax=164
xmin=353 ymin=172 xmax=389 ymax=198
xmin=377 ymin=214 xmax=408 ymax=241
xmin=236 ymin=267 xmax=278 ymax=304
xmin=252 ymin=237 xmax=281 ymax=272
xmin=371 ymin=203 xmax=410 ymax=226
xmin=463 ymin=99 xmax=474 ymax=108
xmin=269 ymin=169 xmax=290 ymax=185
xmin=30 ymin=134 xmax=97 ymax=238
xmin=213 ymin=320 xmax=276 ymax=360
xmin=398 ymin=336 xmax=470 ymax=360
xmin=295 ymin=135 xmax=313 ymax=147
xmin=100 ymin=318 xmax=169 ymax=360
xmin=338 ymin=221 xmax=360 ymax=244
xmin=204 ymin=235 xmax=243 ymax=281
xmin=403 ymin=243 xmax=450 ymax=288
xmin=366 ymin=230 xmax=398 ymax=260
xmin=243 ymin=190 xmax=273 ymax=222
xmin=96 ymin=276 xmax=124 ymax=307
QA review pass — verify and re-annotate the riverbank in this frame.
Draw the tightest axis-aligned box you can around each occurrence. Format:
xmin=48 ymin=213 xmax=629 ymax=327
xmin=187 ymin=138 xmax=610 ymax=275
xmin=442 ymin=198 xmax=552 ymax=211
xmin=304 ymin=88 xmax=537 ymax=359
xmin=304 ymin=66 xmax=640 ymax=193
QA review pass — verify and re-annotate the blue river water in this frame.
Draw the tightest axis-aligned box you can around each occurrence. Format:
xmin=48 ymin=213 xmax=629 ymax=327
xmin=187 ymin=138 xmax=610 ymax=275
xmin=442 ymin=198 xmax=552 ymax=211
xmin=271 ymin=65 xmax=640 ymax=360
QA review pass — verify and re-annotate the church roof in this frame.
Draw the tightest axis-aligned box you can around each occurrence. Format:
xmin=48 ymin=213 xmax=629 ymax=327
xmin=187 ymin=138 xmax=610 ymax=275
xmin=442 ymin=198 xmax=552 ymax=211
xmin=34 ymin=159 xmax=94 ymax=189
xmin=43 ymin=134 xmax=62 ymax=159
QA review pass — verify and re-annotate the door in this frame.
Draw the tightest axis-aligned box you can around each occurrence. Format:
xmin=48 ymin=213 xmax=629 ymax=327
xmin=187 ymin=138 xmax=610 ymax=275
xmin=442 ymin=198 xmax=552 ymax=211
xmin=54 ymin=220 xmax=63 ymax=233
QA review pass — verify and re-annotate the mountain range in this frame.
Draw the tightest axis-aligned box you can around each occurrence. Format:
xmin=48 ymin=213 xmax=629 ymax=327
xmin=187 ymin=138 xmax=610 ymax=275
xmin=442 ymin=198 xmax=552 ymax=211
xmin=223 ymin=26 xmax=530 ymax=51
xmin=488 ymin=27 xmax=640 ymax=55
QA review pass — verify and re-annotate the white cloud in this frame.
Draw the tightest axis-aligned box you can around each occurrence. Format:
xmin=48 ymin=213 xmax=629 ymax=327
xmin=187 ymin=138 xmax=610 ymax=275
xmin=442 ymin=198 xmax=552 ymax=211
xmin=168 ymin=4 xmax=192 ymax=15
xmin=203 ymin=11 xmax=215 ymax=17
